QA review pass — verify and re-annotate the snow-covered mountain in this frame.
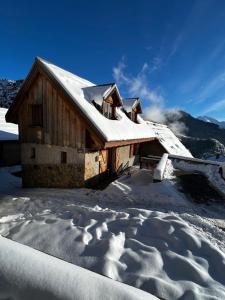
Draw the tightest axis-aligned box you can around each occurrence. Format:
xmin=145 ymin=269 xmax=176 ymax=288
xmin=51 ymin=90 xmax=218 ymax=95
xmin=165 ymin=111 xmax=225 ymax=160
xmin=198 ymin=115 xmax=225 ymax=129
xmin=0 ymin=79 xmax=23 ymax=108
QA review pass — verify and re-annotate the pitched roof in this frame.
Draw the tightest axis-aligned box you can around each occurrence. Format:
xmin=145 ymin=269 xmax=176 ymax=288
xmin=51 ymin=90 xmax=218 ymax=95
xmin=123 ymin=98 xmax=142 ymax=113
xmin=7 ymin=57 xmax=155 ymax=143
xmin=137 ymin=115 xmax=192 ymax=157
xmin=83 ymin=83 xmax=122 ymax=106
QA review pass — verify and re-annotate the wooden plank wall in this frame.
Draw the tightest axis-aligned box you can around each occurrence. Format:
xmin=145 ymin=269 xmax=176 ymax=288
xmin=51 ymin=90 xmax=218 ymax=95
xmin=18 ymin=72 xmax=101 ymax=150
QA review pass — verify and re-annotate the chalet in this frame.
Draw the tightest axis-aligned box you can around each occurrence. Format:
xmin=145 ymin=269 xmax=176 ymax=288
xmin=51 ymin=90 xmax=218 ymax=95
xmin=6 ymin=57 xmax=191 ymax=188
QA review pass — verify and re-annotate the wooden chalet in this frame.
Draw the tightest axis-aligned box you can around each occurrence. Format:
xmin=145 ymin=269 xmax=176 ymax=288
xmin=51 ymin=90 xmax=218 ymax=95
xmin=6 ymin=57 xmax=159 ymax=188
xmin=6 ymin=57 xmax=192 ymax=188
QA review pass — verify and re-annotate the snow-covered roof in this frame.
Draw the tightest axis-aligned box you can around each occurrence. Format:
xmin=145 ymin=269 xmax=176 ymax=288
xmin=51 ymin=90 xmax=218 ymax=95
xmin=0 ymin=108 xmax=18 ymax=140
xmin=123 ymin=98 xmax=139 ymax=113
xmin=145 ymin=120 xmax=193 ymax=157
xmin=83 ymin=83 xmax=120 ymax=106
xmin=38 ymin=58 xmax=155 ymax=142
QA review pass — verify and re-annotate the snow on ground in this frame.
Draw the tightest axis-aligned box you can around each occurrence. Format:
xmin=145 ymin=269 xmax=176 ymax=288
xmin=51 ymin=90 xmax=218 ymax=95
xmin=170 ymin=158 xmax=225 ymax=196
xmin=0 ymin=236 xmax=156 ymax=300
xmin=0 ymin=107 xmax=18 ymax=140
xmin=1 ymin=166 xmax=225 ymax=299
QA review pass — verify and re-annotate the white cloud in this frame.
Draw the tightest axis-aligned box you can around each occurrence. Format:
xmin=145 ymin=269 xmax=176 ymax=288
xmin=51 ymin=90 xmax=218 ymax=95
xmin=144 ymin=106 xmax=166 ymax=123
xmin=113 ymin=59 xmax=187 ymax=135
xmin=112 ymin=59 xmax=164 ymax=105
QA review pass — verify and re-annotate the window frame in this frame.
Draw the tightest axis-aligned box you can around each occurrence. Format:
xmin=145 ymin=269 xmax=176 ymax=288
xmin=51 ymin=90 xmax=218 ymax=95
xmin=61 ymin=151 xmax=67 ymax=164
xmin=103 ymin=101 xmax=113 ymax=119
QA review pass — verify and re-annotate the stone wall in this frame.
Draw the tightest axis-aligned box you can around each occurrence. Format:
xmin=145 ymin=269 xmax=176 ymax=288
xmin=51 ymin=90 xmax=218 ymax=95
xmin=21 ymin=143 xmax=84 ymax=165
xmin=116 ymin=145 xmax=139 ymax=171
xmin=22 ymin=164 xmax=84 ymax=188
xmin=84 ymin=151 xmax=100 ymax=181
xmin=21 ymin=143 xmax=85 ymax=188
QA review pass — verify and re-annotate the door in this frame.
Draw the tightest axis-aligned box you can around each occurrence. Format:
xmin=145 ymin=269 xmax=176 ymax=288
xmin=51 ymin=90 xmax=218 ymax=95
xmin=108 ymin=147 xmax=116 ymax=174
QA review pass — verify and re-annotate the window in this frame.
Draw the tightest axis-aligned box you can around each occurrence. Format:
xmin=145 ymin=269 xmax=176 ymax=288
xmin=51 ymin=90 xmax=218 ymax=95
xmin=31 ymin=104 xmax=43 ymax=127
xmin=85 ymin=129 xmax=95 ymax=149
xmin=30 ymin=147 xmax=36 ymax=159
xmin=61 ymin=151 xmax=67 ymax=164
xmin=103 ymin=102 xmax=112 ymax=119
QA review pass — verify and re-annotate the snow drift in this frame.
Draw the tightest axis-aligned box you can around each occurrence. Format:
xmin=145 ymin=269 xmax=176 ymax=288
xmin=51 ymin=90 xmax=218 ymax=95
xmin=0 ymin=236 xmax=157 ymax=300
xmin=1 ymin=167 xmax=225 ymax=299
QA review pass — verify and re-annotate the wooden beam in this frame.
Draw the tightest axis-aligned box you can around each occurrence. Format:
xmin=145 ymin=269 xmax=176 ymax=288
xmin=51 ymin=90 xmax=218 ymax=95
xmin=104 ymin=137 xmax=156 ymax=149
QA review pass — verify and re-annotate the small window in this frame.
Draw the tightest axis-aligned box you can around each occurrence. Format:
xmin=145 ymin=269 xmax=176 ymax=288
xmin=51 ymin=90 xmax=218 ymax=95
xmin=30 ymin=147 xmax=36 ymax=159
xmin=31 ymin=104 xmax=43 ymax=127
xmin=61 ymin=151 xmax=67 ymax=164
xmin=85 ymin=129 xmax=95 ymax=149
xmin=103 ymin=102 xmax=112 ymax=119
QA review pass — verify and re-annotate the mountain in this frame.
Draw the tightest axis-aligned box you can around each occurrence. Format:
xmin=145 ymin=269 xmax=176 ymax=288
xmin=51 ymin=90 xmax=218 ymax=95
xmin=0 ymin=79 xmax=23 ymax=108
xmin=198 ymin=116 xmax=225 ymax=129
xmin=165 ymin=110 xmax=225 ymax=160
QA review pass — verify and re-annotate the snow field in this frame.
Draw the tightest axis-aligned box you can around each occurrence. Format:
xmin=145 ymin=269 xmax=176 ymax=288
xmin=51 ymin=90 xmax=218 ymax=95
xmin=0 ymin=236 xmax=157 ymax=300
xmin=0 ymin=166 xmax=225 ymax=299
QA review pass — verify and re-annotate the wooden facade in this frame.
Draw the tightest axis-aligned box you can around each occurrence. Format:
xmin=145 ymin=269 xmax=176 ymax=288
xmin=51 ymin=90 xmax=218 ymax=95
xmin=18 ymin=72 xmax=103 ymax=150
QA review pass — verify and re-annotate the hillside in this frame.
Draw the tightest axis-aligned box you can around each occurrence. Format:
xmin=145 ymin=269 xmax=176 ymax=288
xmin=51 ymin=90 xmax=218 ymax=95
xmin=198 ymin=116 xmax=225 ymax=129
xmin=0 ymin=79 xmax=23 ymax=108
xmin=165 ymin=111 xmax=225 ymax=159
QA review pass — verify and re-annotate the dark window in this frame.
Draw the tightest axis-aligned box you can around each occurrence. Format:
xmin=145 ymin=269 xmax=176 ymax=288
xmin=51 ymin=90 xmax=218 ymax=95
xmin=85 ymin=129 xmax=95 ymax=149
xmin=30 ymin=147 xmax=36 ymax=159
xmin=31 ymin=104 xmax=43 ymax=127
xmin=61 ymin=151 xmax=67 ymax=164
xmin=103 ymin=102 xmax=112 ymax=118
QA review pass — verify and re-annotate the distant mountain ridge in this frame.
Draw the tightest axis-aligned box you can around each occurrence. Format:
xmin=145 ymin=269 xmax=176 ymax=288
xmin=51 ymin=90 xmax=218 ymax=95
xmin=0 ymin=79 xmax=23 ymax=108
xmin=198 ymin=116 xmax=225 ymax=129
xmin=165 ymin=111 xmax=225 ymax=160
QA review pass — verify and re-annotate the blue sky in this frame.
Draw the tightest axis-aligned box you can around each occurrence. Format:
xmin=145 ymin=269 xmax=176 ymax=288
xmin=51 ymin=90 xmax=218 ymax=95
xmin=1 ymin=0 xmax=225 ymax=120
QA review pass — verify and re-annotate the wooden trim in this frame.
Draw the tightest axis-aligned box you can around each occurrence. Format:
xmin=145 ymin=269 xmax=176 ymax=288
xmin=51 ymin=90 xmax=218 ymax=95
xmin=104 ymin=137 xmax=156 ymax=149
xmin=6 ymin=62 xmax=40 ymax=123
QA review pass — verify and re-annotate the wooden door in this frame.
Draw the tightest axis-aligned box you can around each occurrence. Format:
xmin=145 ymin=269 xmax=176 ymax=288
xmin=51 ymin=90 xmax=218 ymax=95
xmin=108 ymin=147 xmax=116 ymax=174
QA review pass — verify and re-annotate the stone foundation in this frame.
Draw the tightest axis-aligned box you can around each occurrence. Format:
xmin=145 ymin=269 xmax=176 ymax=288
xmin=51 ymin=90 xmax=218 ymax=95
xmin=22 ymin=164 xmax=84 ymax=188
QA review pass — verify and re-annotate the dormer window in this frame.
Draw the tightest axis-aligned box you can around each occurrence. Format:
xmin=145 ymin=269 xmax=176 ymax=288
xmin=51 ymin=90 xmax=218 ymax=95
xmin=103 ymin=101 xmax=113 ymax=119
xmin=123 ymin=98 xmax=142 ymax=123
xmin=83 ymin=83 xmax=122 ymax=120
